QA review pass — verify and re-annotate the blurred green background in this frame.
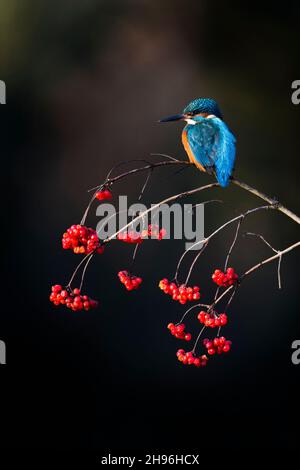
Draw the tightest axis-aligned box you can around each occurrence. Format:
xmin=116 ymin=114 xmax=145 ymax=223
xmin=1 ymin=0 xmax=299 ymax=451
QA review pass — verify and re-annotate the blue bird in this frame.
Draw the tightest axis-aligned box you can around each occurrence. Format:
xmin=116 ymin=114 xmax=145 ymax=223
xmin=159 ymin=98 xmax=236 ymax=187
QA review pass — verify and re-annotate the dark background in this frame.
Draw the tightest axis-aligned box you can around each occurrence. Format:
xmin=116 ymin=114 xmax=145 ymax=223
xmin=1 ymin=0 xmax=299 ymax=453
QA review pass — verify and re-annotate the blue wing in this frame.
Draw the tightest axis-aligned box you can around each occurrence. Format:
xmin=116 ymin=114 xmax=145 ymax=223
xmin=186 ymin=117 xmax=236 ymax=187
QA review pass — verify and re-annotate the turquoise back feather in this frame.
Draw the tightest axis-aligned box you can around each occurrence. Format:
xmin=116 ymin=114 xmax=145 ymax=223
xmin=185 ymin=116 xmax=236 ymax=187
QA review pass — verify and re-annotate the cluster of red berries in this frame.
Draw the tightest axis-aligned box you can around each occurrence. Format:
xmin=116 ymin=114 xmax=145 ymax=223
xmin=50 ymin=285 xmax=98 ymax=311
xmin=167 ymin=323 xmax=191 ymax=341
xmin=212 ymin=267 xmax=238 ymax=287
xmin=118 ymin=271 xmax=142 ymax=291
xmin=117 ymin=225 xmax=167 ymax=244
xmin=159 ymin=279 xmax=200 ymax=304
xmin=141 ymin=224 xmax=167 ymax=240
xmin=203 ymin=337 xmax=232 ymax=355
xmin=176 ymin=349 xmax=208 ymax=367
xmin=117 ymin=230 xmax=143 ymax=244
xmin=95 ymin=188 xmax=113 ymax=201
xmin=197 ymin=311 xmax=228 ymax=328
xmin=62 ymin=224 xmax=105 ymax=255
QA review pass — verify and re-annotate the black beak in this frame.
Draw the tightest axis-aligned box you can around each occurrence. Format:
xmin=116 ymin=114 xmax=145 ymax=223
xmin=158 ymin=113 xmax=185 ymax=123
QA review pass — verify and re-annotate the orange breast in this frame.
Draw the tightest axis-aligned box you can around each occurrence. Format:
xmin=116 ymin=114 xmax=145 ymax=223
xmin=181 ymin=130 xmax=206 ymax=172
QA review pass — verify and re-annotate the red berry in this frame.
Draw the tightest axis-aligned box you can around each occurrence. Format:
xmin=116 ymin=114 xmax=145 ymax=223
xmin=159 ymin=279 xmax=201 ymax=304
xmin=212 ymin=267 xmax=238 ymax=287
xmin=95 ymin=188 xmax=113 ymax=201
xmin=118 ymin=271 xmax=142 ymax=291
xmin=62 ymin=225 xmax=103 ymax=255
xmin=49 ymin=285 xmax=98 ymax=312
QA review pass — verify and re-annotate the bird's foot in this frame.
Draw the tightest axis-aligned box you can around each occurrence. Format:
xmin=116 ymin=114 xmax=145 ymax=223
xmin=271 ymin=198 xmax=280 ymax=209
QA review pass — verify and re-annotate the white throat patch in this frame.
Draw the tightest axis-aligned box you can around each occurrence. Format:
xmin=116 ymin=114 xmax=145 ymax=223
xmin=184 ymin=118 xmax=196 ymax=125
xmin=184 ymin=114 xmax=217 ymax=125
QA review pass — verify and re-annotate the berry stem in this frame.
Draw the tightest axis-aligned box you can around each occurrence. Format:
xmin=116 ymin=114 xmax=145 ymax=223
xmin=138 ymin=167 xmax=153 ymax=201
xmin=192 ymin=326 xmax=206 ymax=354
xmin=177 ymin=303 xmax=210 ymax=325
xmin=80 ymin=188 xmax=99 ymax=226
xmin=183 ymin=241 xmax=209 ymax=286
xmin=224 ymin=218 xmax=243 ymax=271
xmin=130 ymin=243 xmax=140 ymax=269
xmin=66 ymin=252 xmax=94 ymax=288
xmin=224 ymin=284 xmax=238 ymax=311
xmin=79 ymin=253 xmax=95 ymax=291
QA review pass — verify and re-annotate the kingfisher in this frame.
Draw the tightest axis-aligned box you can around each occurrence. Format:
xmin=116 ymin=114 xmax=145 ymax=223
xmin=159 ymin=98 xmax=236 ymax=187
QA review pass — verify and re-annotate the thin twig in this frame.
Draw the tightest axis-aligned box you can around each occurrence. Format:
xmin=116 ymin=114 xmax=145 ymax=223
xmin=224 ymin=218 xmax=243 ymax=270
xmin=177 ymin=303 xmax=210 ymax=325
xmin=106 ymin=159 xmax=190 ymax=185
xmin=190 ymin=200 xmax=223 ymax=211
xmin=130 ymin=243 xmax=140 ymax=270
xmin=81 ymin=160 xmax=299 ymax=229
xmin=242 ymin=241 xmax=300 ymax=278
xmin=184 ymin=241 xmax=209 ymax=285
xmin=66 ymin=252 xmax=94 ymax=288
xmin=96 ymin=209 xmax=129 ymax=237
xmin=175 ymin=205 xmax=273 ymax=282
xmin=244 ymin=232 xmax=278 ymax=253
xmin=150 ymin=153 xmax=180 ymax=162
xmin=212 ymin=218 xmax=243 ymax=304
xmin=192 ymin=325 xmax=206 ymax=354
xmin=81 ymin=159 xmax=190 ymax=223
xmin=105 ymin=159 xmax=153 ymax=182
xmin=79 ymin=253 xmax=95 ymax=291
xmin=244 ymin=231 xmax=284 ymax=288
xmin=104 ymin=182 xmax=219 ymax=243
xmin=277 ymin=255 xmax=282 ymax=290
xmin=212 ymin=240 xmax=300 ymax=307
xmin=224 ymin=284 xmax=238 ymax=311
xmin=138 ymin=168 xmax=153 ymax=201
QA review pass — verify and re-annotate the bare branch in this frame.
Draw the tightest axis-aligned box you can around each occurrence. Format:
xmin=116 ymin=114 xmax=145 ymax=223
xmin=212 ymin=240 xmax=300 ymax=307
xmin=80 ymin=159 xmax=299 ymax=228
xmin=231 ymin=177 xmax=300 ymax=224
xmin=242 ymin=241 xmax=300 ymax=278
xmin=244 ymin=232 xmax=278 ymax=253
xmin=175 ymin=205 xmax=274 ymax=282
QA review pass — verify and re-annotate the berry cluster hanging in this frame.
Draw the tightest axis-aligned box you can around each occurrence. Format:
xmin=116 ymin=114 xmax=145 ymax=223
xmin=49 ymin=157 xmax=299 ymax=368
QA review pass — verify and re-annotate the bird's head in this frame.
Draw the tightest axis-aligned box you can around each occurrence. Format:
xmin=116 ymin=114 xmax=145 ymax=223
xmin=159 ymin=97 xmax=223 ymax=124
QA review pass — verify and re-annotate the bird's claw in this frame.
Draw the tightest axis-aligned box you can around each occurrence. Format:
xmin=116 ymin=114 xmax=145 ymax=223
xmin=271 ymin=198 xmax=280 ymax=209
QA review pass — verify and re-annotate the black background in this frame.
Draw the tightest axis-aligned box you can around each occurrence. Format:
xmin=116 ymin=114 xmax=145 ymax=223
xmin=1 ymin=0 xmax=300 ymax=454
